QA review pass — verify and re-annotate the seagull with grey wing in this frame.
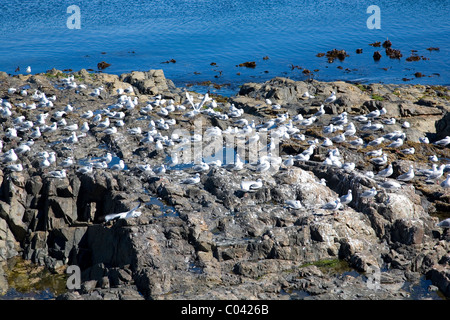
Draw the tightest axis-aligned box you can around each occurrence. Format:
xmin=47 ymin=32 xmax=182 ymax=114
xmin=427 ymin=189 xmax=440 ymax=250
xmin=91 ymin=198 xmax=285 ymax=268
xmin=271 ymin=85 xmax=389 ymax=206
xmin=104 ymin=202 xmax=143 ymax=222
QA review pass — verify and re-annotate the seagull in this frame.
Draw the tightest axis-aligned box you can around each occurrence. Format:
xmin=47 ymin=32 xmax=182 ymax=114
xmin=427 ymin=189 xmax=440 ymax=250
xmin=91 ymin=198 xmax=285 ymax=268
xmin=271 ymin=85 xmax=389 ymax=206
xmin=63 ymin=132 xmax=78 ymax=144
xmin=81 ymin=110 xmax=94 ymax=119
xmin=253 ymin=159 xmax=271 ymax=173
xmin=227 ymin=154 xmax=244 ymax=171
xmin=314 ymin=104 xmax=325 ymax=117
xmin=39 ymin=156 xmax=51 ymax=168
xmin=2 ymin=149 xmax=18 ymax=163
xmin=366 ymin=148 xmax=383 ymax=157
xmin=366 ymin=109 xmax=381 ymax=119
xmin=240 ymin=179 xmax=263 ymax=192
xmin=48 ymin=169 xmax=67 ymax=179
xmin=441 ymin=174 xmax=450 ymax=189
xmin=365 ymin=171 xmax=375 ymax=179
xmin=155 ymin=140 xmax=164 ymax=151
xmin=7 ymin=163 xmax=23 ymax=172
xmin=370 ymin=154 xmax=388 ymax=166
xmin=102 ymin=153 xmax=113 ymax=164
xmin=344 ymin=122 xmax=356 ymax=136
xmin=60 ymin=157 xmax=74 ymax=168
xmin=322 ymin=137 xmax=333 ymax=147
xmin=153 ymin=164 xmax=166 ymax=175
xmin=96 ymin=117 xmax=110 ymax=129
xmin=368 ymin=137 xmax=385 ymax=147
xmin=419 ymin=137 xmax=429 ymax=144
xmin=15 ymin=144 xmax=31 ymax=155
xmin=80 ymin=122 xmax=90 ymax=133
xmin=339 ymin=189 xmax=353 ymax=205
xmin=342 ymin=162 xmax=355 ymax=173
xmin=103 ymin=127 xmax=117 ymax=135
xmin=437 ymin=218 xmax=450 ymax=228
xmin=387 ymin=138 xmax=403 ymax=148
xmin=181 ymin=173 xmax=201 ymax=185
xmin=77 ymin=164 xmax=93 ymax=174
xmin=332 ymin=133 xmax=346 ymax=143
xmin=283 ymin=155 xmax=295 ymax=167
xmin=30 ymin=127 xmax=42 ymax=139
xmin=26 ymin=66 xmax=31 ymax=73
xmin=127 ymin=127 xmax=142 ymax=135
xmin=425 ymin=164 xmax=445 ymax=182
xmin=104 ymin=202 xmax=143 ymax=222
xmin=136 ymin=163 xmax=153 ymax=173
xmin=348 ymin=137 xmax=364 ymax=147
xmin=377 ymin=164 xmax=393 ymax=178
xmin=360 ymin=187 xmax=377 ymax=199
xmin=110 ymin=160 xmax=125 ymax=171
xmin=397 ymin=165 xmax=415 ymax=182
xmin=419 ymin=164 xmax=437 ymax=177
xmin=6 ymin=128 xmax=18 ymax=139
xmin=324 ymin=91 xmax=336 ymax=104
xmin=379 ymin=180 xmax=401 ymax=190
xmin=192 ymin=161 xmax=210 ymax=173
xmin=302 ymin=91 xmax=314 ymax=99
xmin=285 ymin=200 xmax=302 ymax=209
xmin=433 ymin=136 xmax=450 ymax=147
xmin=402 ymin=121 xmax=411 ymax=128
xmin=322 ymin=199 xmax=341 ymax=210
xmin=382 ymin=118 xmax=396 ymax=125
xmin=401 ymin=147 xmax=415 ymax=155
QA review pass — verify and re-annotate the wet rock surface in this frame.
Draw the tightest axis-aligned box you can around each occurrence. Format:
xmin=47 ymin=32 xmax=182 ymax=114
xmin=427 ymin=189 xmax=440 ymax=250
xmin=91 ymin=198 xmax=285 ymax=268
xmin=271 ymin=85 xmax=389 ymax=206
xmin=0 ymin=70 xmax=449 ymax=300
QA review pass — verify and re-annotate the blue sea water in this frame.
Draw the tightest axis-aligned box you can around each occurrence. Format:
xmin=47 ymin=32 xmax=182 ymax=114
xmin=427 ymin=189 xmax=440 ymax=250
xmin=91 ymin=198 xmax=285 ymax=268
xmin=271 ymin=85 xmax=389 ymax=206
xmin=0 ymin=0 xmax=449 ymax=91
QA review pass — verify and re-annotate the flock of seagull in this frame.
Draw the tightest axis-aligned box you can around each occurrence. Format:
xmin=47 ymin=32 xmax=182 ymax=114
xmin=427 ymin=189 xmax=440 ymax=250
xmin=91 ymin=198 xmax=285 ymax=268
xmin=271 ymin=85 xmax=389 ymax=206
xmin=0 ymin=73 xmax=449 ymax=226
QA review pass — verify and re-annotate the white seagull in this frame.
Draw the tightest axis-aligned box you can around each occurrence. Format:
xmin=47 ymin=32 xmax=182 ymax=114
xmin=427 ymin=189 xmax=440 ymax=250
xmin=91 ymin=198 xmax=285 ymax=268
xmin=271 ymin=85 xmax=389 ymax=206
xmin=441 ymin=174 xmax=450 ymax=189
xmin=339 ymin=189 xmax=353 ymax=205
xmin=240 ymin=179 xmax=263 ymax=192
xmin=360 ymin=187 xmax=377 ymax=199
xmin=370 ymin=154 xmax=388 ymax=166
xmin=181 ymin=173 xmax=201 ymax=185
xmin=433 ymin=136 xmax=450 ymax=147
xmin=285 ymin=200 xmax=302 ymax=209
xmin=377 ymin=164 xmax=393 ymax=178
xmin=322 ymin=199 xmax=341 ymax=210
xmin=324 ymin=91 xmax=336 ymax=104
xmin=397 ymin=165 xmax=415 ymax=182
xmin=104 ymin=202 xmax=143 ymax=222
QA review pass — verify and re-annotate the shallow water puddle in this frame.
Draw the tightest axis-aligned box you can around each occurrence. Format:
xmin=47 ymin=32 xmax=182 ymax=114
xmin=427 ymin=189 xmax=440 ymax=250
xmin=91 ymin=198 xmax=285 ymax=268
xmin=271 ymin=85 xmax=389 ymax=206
xmin=146 ymin=196 xmax=180 ymax=218
xmin=0 ymin=256 xmax=67 ymax=300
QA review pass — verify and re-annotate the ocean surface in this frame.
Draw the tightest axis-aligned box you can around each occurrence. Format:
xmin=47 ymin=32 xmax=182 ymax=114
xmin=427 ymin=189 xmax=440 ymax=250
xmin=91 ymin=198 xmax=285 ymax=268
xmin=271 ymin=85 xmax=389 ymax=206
xmin=0 ymin=0 xmax=449 ymax=93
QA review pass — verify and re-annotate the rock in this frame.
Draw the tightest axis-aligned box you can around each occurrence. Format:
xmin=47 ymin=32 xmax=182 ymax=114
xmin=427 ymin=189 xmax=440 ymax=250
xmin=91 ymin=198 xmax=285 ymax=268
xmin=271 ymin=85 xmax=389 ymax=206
xmin=427 ymin=266 xmax=450 ymax=297
xmin=435 ymin=112 xmax=450 ymax=139
xmin=0 ymin=70 xmax=449 ymax=300
xmin=373 ymin=51 xmax=382 ymax=61
xmin=120 ymin=69 xmax=177 ymax=95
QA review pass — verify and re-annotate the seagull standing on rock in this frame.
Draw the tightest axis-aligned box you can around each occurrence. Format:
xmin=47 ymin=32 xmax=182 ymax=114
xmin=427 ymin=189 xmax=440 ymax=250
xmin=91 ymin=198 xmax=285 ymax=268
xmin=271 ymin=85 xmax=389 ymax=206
xmin=441 ymin=174 xmax=450 ymax=189
xmin=240 ymin=179 xmax=263 ymax=192
xmin=322 ymin=199 xmax=341 ymax=211
xmin=339 ymin=189 xmax=353 ymax=206
xmin=285 ymin=200 xmax=302 ymax=209
xmin=324 ymin=91 xmax=336 ymax=104
xmin=360 ymin=187 xmax=377 ymax=199
xmin=371 ymin=154 xmax=388 ymax=166
xmin=433 ymin=136 xmax=450 ymax=147
xmin=181 ymin=173 xmax=201 ymax=185
xmin=397 ymin=165 xmax=415 ymax=182
xmin=377 ymin=164 xmax=393 ymax=178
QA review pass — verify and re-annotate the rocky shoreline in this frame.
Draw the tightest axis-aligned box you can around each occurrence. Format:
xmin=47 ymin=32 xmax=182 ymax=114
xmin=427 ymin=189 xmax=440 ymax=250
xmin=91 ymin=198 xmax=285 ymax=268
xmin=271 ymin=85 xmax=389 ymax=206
xmin=0 ymin=68 xmax=449 ymax=300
